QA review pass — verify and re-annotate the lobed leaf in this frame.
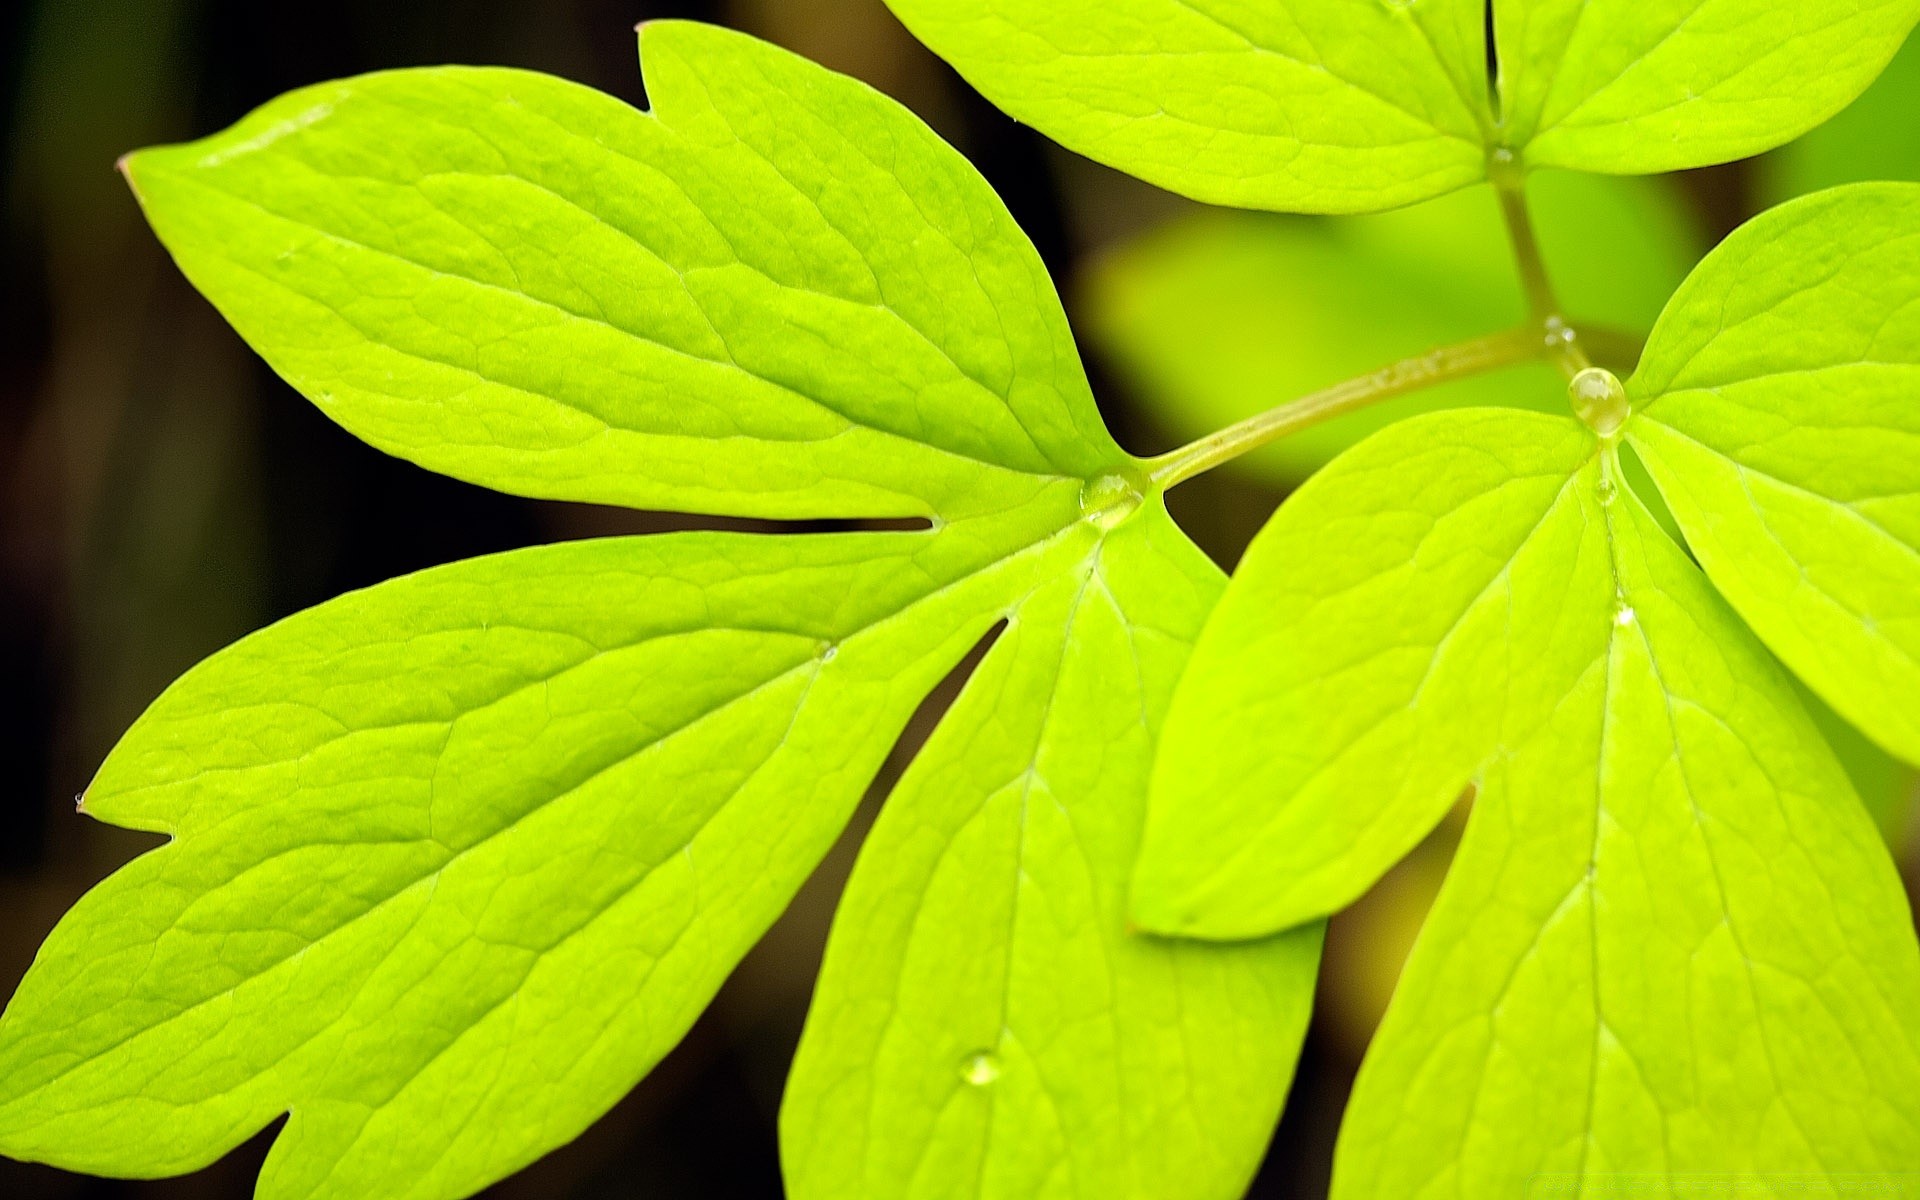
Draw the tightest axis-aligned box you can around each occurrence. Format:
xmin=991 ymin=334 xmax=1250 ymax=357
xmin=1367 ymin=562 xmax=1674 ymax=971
xmin=1132 ymin=409 xmax=1614 ymax=938
xmin=1628 ymin=183 xmax=1920 ymax=766
xmin=1496 ymin=0 xmax=1920 ymax=175
xmin=122 ymin=21 xmax=1118 ymax=523
xmin=1332 ymin=472 xmax=1920 ymax=1193
xmin=0 ymin=523 xmax=1093 ymax=1198
xmin=883 ymin=0 xmax=1919 ymax=212
xmin=782 ymin=504 xmax=1318 ymax=1200
xmin=3 ymin=20 xmax=1323 ymax=1200
xmin=879 ymin=0 xmax=1491 ymax=213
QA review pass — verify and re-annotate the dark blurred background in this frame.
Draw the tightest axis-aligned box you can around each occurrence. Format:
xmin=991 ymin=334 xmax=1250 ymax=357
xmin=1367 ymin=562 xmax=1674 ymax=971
xmin=1 ymin=3 xmax=1915 ymax=1197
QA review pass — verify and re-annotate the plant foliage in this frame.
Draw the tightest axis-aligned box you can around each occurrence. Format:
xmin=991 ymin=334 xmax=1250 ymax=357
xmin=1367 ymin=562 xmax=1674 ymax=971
xmin=1134 ymin=187 xmax=1920 ymax=1187
xmin=3 ymin=3 xmax=1920 ymax=1199
xmin=0 ymin=23 xmax=1317 ymax=1200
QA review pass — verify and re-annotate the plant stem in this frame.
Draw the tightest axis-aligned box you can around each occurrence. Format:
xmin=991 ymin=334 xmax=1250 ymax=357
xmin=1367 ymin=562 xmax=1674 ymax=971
xmin=1492 ymin=165 xmax=1594 ymax=379
xmin=1146 ymin=326 xmax=1548 ymax=488
xmin=1495 ymin=171 xmax=1558 ymax=322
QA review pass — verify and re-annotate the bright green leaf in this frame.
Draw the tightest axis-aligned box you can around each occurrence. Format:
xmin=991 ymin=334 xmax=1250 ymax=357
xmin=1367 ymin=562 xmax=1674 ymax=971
xmin=1760 ymin=29 xmax=1920 ymax=199
xmin=1132 ymin=409 xmax=1615 ymax=939
xmin=782 ymin=503 xmax=1318 ymax=1200
xmin=1496 ymin=0 xmax=1920 ymax=175
xmin=1628 ymin=182 xmax=1920 ymax=766
xmin=3 ymin=20 xmax=1322 ymax=1200
xmin=1332 ymin=475 xmax=1920 ymax=1194
xmin=0 ymin=520 xmax=1094 ymax=1197
xmin=123 ymin=20 xmax=1118 ymax=523
xmin=1082 ymin=171 xmax=1701 ymax=483
xmin=879 ymin=0 xmax=1491 ymax=213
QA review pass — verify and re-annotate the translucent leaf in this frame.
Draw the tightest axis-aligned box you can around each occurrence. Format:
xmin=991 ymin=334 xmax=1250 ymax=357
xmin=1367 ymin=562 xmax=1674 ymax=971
xmin=1759 ymin=30 xmax=1920 ymax=199
xmin=0 ymin=525 xmax=1090 ymax=1195
xmin=2 ymin=21 xmax=1320 ymax=1200
xmin=1132 ymin=409 xmax=1614 ymax=938
xmin=1082 ymin=171 xmax=1701 ymax=483
xmin=1628 ymin=183 xmax=1920 ymax=765
xmin=782 ymin=504 xmax=1317 ymax=1200
xmin=122 ymin=21 xmax=1117 ymax=523
xmin=1496 ymin=0 xmax=1920 ymax=175
xmin=1332 ymin=474 xmax=1920 ymax=1193
xmin=882 ymin=0 xmax=1918 ymax=211
xmin=879 ymin=0 xmax=1491 ymax=213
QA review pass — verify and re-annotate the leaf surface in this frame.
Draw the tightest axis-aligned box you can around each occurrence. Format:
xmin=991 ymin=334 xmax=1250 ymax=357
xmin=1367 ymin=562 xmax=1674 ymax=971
xmin=1760 ymin=29 xmax=1920 ymax=199
xmin=1495 ymin=0 xmax=1920 ymax=174
xmin=0 ymin=521 xmax=1093 ymax=1198
xmin=123 ymin=21 xmax=1116 ymax=522
xmin=1132 ymin=410 xmax=1614 ymax=938
xmin=1331 ymin=472 xmax=1920 ymax=1194
xmin=782 ymin=504 xmax=1318 ymax=1200
xmin=3 ymin=20 xmax=1321 ymax=1200
xmin=1628 ymin=183 xmax=1920 ymax=765
xmin=880 ymin=0 xmax=1490 ymax=213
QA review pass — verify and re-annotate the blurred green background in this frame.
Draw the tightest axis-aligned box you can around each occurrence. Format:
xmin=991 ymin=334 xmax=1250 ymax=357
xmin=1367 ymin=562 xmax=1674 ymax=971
xmin=0 ymin=3 xmax=1914 ymax=1196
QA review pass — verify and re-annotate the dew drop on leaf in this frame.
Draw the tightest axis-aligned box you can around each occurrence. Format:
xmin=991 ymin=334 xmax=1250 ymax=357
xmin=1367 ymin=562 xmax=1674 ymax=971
xmin=1569 ymin=367 xmax=1630 ymax=439
xmin=1079 ymin=470 xmax=1145 ymax=530
xmin=1613 ymin=600 xmax=1637 ymax=627
xmin=959 ymin=1051 xmax=1001 ymax=1087
xmin=1596 ymin=477 xmax=1618 ymax=508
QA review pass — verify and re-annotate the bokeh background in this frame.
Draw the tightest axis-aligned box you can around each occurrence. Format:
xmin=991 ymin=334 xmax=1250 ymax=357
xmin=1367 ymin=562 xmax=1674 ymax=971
xmin=1 ymin=2 xmax=1916 ymax=1196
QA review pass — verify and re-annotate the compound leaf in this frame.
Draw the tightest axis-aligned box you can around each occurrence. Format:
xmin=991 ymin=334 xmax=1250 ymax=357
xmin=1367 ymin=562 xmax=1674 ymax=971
xmin=879 ymin=0 xmax=1491 ymax=213
xmin=2 ymin=21 xmax=1323 ymax=1200
xmin=1332 ymin=472 xmax=1920 ymax=1194
xmin=122 ymin=20 xmax=1117 ymax=523
xmin=1132 ymin=410 xmax=1614 ymax=939
xmin=0 ymin=520 xmax=1101 ymax=1199
xmin=1628 ymin=183 xmax=1920 ymax=766
xmin=1082 ymin=171 xmax=1700 ymax=483
xmin=1496 ymin=0 xmax=1920 ymax=175
xmin=782 ymin=503 xmax=1319 ymax=1200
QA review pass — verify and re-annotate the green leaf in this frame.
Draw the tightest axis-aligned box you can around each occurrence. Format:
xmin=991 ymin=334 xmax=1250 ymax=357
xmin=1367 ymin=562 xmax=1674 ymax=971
xmin=122 ymin=20 xmax=1118 ymax=523
xmin=1760 ymin=29 xmax=1920 ymax=199
xmin=1132 ymin=409 xmax=1615 ymax=938
xmin=1495 ymin=0 xmax=1920 ymax=175
xmin=782 ymin=503 xmax=1320 ymax=1200
xmin=0 ymin=522 xmax=1078 ymax=1195
xmin=1082 ymin=171 xmax=1701 ymax=483
xmin=879 ymin=0 xmax=1491 ymax=213
xmin=1627 ymin=183 xmax=1920 ymax=765
xmin=1332 ymin=473 xmax=1920 ymax=1193
xmin=4 ymin=20 xmax=1319 ymax=1200
xmin=881 ymin=0 xmax=1916 ymax=211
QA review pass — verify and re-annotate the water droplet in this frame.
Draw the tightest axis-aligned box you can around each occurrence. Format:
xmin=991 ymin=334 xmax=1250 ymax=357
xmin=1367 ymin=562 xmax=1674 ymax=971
xmin=1079 ymin=470 xmax=1145 ymax=531
xmin=820 ymin=644 xmax=839 ymax=663
xmin=1613 ymin=601 xmax=1637 ymax=628
xmin=1568 ymin=367 xmax=1630 ymax=439
xmin=1596 ymin=477 xmax=1618 ymax=508
xmin=1543 ymin=316 xmax=1578 ymax=348
xmin=959 ymin=1052 xmax=1001 ymax=1086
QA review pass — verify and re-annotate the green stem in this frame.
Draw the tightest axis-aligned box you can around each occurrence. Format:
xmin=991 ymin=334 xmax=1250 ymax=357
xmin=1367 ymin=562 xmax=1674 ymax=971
xmin=1493 ymin=165 xmax=1594 ymax=379
xmin=1146 ymin=326 xmax=1548 ymax=489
